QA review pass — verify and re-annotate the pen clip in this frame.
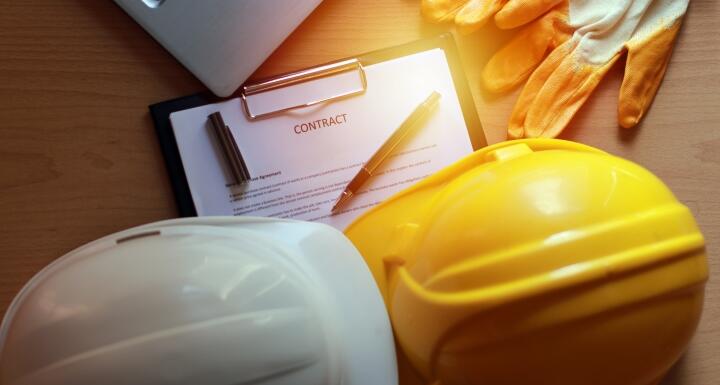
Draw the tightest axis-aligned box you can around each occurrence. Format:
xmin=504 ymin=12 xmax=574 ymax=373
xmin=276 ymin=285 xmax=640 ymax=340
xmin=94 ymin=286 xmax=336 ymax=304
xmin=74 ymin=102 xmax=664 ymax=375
xmin=240 ymin=58 xmax=367 ymax=120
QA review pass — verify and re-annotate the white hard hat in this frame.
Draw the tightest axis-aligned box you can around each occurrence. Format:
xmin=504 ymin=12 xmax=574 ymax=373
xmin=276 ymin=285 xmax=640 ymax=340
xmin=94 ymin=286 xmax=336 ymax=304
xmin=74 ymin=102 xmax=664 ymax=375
xmin=0 ymin=217 xmax=397 ymax=385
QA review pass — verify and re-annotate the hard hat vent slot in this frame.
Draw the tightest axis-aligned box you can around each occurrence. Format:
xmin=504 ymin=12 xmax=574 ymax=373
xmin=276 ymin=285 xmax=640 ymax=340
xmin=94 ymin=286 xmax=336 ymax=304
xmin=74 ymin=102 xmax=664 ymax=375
xmin=116 ymin=230 xmax=161 ymax=244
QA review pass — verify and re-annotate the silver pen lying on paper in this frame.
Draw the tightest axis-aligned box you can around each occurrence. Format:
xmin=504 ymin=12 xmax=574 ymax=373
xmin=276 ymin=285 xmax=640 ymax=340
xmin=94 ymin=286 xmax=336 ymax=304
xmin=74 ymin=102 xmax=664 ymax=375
xmin=331 ymin=91 xmax=441 ymax=212
xmin=208 ymin=111 xmax=251 ymax=185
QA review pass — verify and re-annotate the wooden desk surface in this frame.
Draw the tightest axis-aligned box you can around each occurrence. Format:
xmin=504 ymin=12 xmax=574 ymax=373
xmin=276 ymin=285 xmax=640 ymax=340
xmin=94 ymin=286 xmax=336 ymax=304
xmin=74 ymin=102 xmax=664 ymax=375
xmin=1 ymin=1 xmax=717 ymax=383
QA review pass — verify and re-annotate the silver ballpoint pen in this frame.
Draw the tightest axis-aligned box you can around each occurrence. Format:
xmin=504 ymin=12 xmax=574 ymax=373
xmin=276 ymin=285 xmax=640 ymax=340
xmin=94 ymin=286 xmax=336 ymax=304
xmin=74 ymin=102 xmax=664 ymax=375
xmin=331 ymin=91 xmax=441 ymax=212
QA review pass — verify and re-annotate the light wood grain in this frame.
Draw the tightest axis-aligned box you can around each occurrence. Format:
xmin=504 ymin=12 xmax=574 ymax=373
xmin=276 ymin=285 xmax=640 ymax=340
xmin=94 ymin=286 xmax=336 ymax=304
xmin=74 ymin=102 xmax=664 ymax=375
xmin=0 ymin=0 xmax=718 ymax=383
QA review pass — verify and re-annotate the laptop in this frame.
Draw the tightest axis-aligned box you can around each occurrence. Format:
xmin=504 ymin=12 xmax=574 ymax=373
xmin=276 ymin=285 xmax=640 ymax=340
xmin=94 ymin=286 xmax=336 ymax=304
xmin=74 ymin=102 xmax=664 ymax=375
xmin=114 ymin=0 xmax=323 ymax=97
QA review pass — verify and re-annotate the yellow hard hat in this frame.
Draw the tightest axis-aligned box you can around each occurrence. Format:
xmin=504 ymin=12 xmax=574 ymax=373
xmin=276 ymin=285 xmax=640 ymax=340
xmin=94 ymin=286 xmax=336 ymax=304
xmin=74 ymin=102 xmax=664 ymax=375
xmin=345 ymin=139 xmax=708 ymax=385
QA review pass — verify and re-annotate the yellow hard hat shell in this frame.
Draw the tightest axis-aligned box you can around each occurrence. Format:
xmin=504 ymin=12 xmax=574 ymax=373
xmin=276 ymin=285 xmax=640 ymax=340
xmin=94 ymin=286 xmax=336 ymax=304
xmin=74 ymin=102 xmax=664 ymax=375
xmin=345 ymin=139 xmax=708 ymax=385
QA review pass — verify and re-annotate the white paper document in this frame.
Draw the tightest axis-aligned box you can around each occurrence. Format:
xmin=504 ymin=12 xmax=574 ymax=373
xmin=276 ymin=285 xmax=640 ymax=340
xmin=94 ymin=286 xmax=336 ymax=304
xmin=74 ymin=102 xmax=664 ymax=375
xmin=170 ymin=48 xmax=474 ymax=230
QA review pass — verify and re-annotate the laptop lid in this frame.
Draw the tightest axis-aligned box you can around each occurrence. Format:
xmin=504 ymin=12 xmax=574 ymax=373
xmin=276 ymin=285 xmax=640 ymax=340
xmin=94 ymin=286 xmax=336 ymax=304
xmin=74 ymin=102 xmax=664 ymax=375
xmin=114 ymin=0 xmax=323 ymax=97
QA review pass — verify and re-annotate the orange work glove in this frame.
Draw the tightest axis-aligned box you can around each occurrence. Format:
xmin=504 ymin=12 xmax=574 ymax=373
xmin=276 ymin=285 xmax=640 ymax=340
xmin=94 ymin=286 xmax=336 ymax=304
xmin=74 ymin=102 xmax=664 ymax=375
xmin=422 ymin=0 xmax=575 ymax=94
xmin=422 ymin=0 xmax=564 ymax=31
xmin=508 ymin=0 xmax=689 ymax=138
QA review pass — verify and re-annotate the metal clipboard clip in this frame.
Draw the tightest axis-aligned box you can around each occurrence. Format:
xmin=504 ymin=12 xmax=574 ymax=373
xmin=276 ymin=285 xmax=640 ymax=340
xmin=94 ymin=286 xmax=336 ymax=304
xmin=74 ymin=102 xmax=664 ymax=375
xmin=240 ymin=58 xmax=367 ymax=120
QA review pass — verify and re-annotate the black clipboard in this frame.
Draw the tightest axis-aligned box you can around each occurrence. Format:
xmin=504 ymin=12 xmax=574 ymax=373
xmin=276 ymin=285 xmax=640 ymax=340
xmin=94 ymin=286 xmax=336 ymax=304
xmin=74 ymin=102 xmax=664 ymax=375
xmin=150 ymin=33 xmax=486 ymax=217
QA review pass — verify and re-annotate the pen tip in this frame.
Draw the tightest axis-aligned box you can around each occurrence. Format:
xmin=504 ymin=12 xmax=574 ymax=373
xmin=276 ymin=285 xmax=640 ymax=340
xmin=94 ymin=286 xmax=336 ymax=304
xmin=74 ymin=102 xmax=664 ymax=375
xmin=331 ymin=191 xmax=353 ymax=213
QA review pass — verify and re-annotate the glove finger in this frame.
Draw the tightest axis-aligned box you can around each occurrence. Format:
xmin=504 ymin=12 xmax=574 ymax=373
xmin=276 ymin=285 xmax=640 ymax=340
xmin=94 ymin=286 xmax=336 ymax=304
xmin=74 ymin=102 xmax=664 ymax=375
xmin=618 ymin=20 xmax=682 ymax=128
xmin=495 ymin=0 xmax=564 ymax=29
xmin=507 ymin=39 xmax=575 ymax=139
xmin=524 ymin=53 xmax=621 ymax=138
xmin=422 ymin=0 xmax=470 ymax=23
xmin=455 ymin=0 xmax=507 ymax=34
xmin=482 ymin=6 xmax=571 ymax=94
